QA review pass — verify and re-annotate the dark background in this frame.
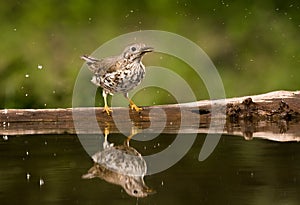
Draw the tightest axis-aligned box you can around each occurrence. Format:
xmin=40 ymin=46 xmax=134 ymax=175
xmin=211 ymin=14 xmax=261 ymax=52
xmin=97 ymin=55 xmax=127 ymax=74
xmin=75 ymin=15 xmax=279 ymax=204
xmin=1 ymin=0 xmax=299 ymax=108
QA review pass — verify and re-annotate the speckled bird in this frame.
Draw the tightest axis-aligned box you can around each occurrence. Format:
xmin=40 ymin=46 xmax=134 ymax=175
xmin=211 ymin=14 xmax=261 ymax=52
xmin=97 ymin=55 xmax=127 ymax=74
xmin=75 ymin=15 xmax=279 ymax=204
xmin=81 ymin=43 xmax=153 ymax=115
xmin=82 ymin=128 xmax=155 ymax=198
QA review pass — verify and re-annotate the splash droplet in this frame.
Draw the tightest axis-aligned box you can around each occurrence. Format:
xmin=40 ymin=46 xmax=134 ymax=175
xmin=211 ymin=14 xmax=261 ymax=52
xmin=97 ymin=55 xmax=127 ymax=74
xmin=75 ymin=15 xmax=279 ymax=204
xmin=26 ymin=173 xmax=31 ymax=181
xmin=39 ymin=178 xmax=44 ymax=186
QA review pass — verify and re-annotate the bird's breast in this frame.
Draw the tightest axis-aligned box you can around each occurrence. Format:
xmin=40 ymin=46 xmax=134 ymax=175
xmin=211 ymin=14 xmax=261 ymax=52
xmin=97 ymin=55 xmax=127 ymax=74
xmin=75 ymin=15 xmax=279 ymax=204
xmin=95 ymin=62 xmax=146 ymax=94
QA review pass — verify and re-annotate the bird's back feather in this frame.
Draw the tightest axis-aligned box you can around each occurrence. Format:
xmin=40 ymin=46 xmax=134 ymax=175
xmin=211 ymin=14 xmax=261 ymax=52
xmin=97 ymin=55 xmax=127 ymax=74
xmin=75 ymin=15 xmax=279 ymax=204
xmin=81 ymin=55 xmax=121 ymax=75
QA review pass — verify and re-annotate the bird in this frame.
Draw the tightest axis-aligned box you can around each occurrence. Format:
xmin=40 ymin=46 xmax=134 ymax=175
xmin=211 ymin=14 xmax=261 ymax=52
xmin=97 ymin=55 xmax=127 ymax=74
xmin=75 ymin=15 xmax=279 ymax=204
xmin=81 ymin=43 xmax=153 ymax=115
xmin=82 ymin=127 xmax=155 ymax=198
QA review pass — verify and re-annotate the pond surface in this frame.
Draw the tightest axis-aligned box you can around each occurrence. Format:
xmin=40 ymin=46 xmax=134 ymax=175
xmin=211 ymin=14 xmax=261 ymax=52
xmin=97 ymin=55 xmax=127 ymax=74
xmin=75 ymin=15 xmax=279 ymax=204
xmin=0 ymin=133 xmax=300 ymax=205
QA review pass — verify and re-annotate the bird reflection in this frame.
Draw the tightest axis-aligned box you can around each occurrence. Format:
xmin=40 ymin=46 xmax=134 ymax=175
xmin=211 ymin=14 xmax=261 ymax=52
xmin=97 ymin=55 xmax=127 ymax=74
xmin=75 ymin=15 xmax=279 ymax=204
xmin=82 ymin=127 xmax=155 ymax=198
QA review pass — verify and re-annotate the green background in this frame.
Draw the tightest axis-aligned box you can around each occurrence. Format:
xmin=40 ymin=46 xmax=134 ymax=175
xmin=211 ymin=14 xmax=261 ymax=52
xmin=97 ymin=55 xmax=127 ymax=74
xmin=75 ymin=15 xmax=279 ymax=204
xmin=1 ymin=0 xmax=299 ymax=108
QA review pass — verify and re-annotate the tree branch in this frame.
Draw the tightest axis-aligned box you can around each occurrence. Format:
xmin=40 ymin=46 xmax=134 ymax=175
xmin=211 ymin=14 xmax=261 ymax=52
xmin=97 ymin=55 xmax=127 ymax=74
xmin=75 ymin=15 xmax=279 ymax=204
xmin=1 ymin=90 xmax=300 ymax=142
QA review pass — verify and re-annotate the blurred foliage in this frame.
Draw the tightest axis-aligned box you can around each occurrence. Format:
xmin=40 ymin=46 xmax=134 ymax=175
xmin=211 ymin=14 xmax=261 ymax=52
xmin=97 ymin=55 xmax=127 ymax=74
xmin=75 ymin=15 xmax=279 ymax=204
xmin=0 ymin=0 xmax=299 ymax=108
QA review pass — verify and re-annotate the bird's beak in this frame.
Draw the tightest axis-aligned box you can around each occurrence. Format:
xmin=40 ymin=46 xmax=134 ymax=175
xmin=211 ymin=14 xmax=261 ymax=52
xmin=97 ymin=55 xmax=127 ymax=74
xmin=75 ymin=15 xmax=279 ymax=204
xmin=141 ymin=47 xmax=154 ymax=54
xmin=144 ymin=187 xmax=156 ymax=195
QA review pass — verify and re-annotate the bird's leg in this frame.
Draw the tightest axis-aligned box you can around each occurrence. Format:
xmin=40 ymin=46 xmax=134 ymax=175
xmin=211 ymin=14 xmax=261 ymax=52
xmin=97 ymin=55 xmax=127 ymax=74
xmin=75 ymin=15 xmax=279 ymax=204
xmin=103 ymin=126 xmax=110 ymax=149
xmin=124 ymin=93 xmax=143 ymax=112
xmin=125 ymin=126 xmax=140 ymax=146
xmin=102 ymin=90 xmax=112 ymax=115
xmin=103 ymin=125 xmax=114 ymax=149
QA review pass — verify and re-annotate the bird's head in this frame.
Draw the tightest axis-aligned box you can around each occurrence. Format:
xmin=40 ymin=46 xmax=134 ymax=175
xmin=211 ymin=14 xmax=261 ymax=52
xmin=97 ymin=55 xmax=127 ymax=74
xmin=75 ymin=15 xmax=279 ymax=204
xmin=123 ymin=43 xmax=153 ymax=62
xmin=123 ymin=175 xmax=156 ymax=198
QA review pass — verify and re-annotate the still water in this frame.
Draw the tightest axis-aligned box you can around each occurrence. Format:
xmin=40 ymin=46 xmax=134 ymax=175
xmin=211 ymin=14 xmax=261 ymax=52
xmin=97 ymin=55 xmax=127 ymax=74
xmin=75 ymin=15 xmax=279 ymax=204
xmin=0 ymin=133 xmax=300 ymax=205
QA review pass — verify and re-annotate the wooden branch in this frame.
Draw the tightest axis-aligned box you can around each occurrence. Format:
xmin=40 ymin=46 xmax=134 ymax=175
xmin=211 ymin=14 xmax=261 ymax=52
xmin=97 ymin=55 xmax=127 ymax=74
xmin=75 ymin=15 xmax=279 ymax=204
xmin=1 ymin=90 xmax=300 ymax=142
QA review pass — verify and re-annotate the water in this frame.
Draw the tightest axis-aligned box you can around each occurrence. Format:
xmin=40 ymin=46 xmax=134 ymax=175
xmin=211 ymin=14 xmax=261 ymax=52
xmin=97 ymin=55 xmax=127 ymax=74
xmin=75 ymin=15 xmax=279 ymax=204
xmin=0 ymin=134 xmax=300 ymax=205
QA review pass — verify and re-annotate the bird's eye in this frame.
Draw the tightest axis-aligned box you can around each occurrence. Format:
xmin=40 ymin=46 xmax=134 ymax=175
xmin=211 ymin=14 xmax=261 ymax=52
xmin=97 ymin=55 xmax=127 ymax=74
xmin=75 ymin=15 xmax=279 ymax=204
xmin=131 ymin=47 xmax=136 ymax=52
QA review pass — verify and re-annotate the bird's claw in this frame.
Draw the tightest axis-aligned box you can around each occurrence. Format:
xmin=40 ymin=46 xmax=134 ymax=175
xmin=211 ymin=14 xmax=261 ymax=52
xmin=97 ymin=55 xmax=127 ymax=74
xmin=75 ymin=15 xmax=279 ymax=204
xmin=128 ymin=99 xmax=143 ymax=112
xmin=130 ymin=103 xmax=143 ymax=112
xmin=103 ymin=105 xmax=113 ymax=115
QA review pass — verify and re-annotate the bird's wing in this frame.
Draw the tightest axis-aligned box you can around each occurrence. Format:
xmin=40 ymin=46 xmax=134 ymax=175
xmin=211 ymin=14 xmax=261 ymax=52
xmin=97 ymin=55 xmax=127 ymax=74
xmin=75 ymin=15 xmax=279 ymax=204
xmin=81 ymin=55 xmax=120 ymax=75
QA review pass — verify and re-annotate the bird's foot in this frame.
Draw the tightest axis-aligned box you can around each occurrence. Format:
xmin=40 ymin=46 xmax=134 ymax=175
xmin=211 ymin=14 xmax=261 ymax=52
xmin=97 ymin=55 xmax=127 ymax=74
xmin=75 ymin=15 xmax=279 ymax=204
xmin=103 ymin=105 xmax=113 ymax=115
xmin=129 ymin=102 xmax=143 ymax=112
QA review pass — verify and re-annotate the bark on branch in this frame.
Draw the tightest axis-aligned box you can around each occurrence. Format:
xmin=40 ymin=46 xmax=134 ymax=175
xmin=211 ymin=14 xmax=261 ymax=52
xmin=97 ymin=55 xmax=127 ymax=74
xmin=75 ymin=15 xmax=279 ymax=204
xmin=1 ymin=90 xmax=300 ymax=142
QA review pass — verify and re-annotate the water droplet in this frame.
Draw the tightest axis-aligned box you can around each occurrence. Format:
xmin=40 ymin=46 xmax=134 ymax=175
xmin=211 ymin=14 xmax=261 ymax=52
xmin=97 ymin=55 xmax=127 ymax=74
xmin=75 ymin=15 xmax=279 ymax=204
xmin=44 ymin=141 xmax=48 ymax=145
xmin=88 ymin=17 xmax=92 ymax=21
xmin=26 ymin=173 xmax=31 ymax=181
xmin=37 ymin=64 xmax=43 ymax=69
xmin=25 ymin=93 xmax=29 ymax=97
xmin=3 ymin=135 xmax=8 ymax=140
xmin=13 ymin=28 xmax=17 ymax=31
xmin=249 ymin=59 xmax=254 ymax=62
xmin=52 ymin=90 xmax=56 ymax=94
xmin=39 ymin=178 xmax=44 ymax=186
xmin=130 ymin=10 xmax=134 ymax=13
xmin=25 ymin=74 xmax=29 ymax=78
xmin=44 ymin=104 xmax=47 ymax=107
xmin=161 ymin=180 xmax=164 ymax=186
xmin=26 ymin=151 xmax=29 ymax=156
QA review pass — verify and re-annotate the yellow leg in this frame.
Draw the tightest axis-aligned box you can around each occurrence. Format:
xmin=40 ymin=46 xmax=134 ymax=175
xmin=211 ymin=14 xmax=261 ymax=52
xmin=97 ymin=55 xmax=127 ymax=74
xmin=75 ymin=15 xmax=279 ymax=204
xmin=104 ymin=127 xmax=109 ymax=137
xmin=129 ymin=99 xmax=143 ymax=112
xmin=125 ymin=126 xmax=140 ymax=146
xmin=124 ymin=93 xmax=143 ymax=112
xmin=103 ymin=127 xmax=109 ymax=148
xmin=102 ymin=90 xmax=112 ymax=115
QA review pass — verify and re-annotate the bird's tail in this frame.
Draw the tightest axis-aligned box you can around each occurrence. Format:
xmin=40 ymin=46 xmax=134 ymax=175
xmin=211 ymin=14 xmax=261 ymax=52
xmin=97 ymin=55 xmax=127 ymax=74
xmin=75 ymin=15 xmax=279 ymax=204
xmin=81 ymin=55 xmax=101 ymax=73
xmin=81 ymin=55 xmax=99 ymax=64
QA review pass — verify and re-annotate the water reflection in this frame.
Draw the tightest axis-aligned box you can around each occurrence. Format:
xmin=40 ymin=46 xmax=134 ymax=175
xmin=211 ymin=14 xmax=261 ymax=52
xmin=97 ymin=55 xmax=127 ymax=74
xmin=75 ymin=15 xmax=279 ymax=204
xmin=82 ymin=128 xmax=155 ymax=198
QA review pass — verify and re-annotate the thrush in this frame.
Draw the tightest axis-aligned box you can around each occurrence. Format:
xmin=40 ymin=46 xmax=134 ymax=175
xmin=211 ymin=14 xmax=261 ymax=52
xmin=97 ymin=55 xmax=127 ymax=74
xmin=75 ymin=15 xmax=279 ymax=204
xmin=82 ymin=127 xmax=155 ymax=198
xmin=81 ymin=43 xmax=153 ymax=115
